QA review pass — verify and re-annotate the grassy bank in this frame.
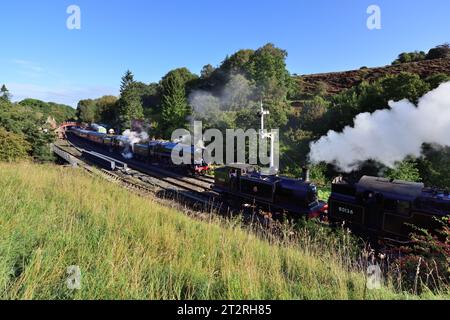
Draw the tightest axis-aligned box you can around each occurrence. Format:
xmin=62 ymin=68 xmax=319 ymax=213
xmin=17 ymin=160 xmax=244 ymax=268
xmin=0 ymin=163 xmax=446 ymax=299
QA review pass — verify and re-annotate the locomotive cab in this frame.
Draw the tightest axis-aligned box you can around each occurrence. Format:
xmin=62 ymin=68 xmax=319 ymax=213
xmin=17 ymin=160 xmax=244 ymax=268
xmin=214 ymin=163 xmax=256 ymax=192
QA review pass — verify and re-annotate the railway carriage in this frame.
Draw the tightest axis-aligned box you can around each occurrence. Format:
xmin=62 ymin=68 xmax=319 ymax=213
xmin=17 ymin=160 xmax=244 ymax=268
xmin=87 ymin=132 xmax=106 ymax=144
xmin=69 ymin=127 xmax=89 ymax=139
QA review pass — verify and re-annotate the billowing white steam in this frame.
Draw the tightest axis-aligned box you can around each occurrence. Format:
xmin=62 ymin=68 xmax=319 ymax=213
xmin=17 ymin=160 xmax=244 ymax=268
xmin=121 ymin=129 xmax=149 ymax=159
xmin=189 ymin=73 xmax=257 ymax=123
xmin=309 ymin=82 xmax=450 ymax=172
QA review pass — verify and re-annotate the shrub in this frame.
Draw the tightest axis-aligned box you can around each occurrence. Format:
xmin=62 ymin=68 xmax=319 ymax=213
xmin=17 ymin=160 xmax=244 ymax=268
xmin=425 ymin=73 xmax=450 ymax=90
xmin=390 ymin=217 xmax=450 ymax=294
xmin=0 ymin=127 xmax=31 ymax=162
xmin=392 ymin=51 xmax=426 ymax=65
xmin=426 ymin=44 xmax=450 ymax=60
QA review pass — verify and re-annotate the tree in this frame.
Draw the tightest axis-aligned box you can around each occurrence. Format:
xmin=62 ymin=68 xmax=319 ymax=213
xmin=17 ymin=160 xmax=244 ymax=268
xmin=95 ymin=95 xmax=119 ymax=126
xmin=161 ymin=67 xmax=198 ymax=91
xmin=200 ymin=64 xmax=216 ymax=79
xmin=417 ymin=144 xmax=450 ymax=189
xmin=220 ymin=49 xmax=254 ymax=76
xmin=0 ymin=127 xmax=31 ymax=162
xmin=23 ymin=125 xmax=55 ymax=162
xmin=160 ymin=69 xmax=194 ymax=138
xmin=117 ymin=88 xmax=144 ymax=132
xmin=247 ymin=44 xmax=291 ymax=95
xmin=249 ymin=44 xmax=292 ymax=128
xmin=380 ymin=72 xmax=430 ymax=104
xmin=385 ymin=159 xmax=422 ymax=182
xmin=426 ymin=43 xmax=450 ymax=60
xmin=120 ymin=70 xmax=135 ymax=95
xmin=76 ymin=99 xmax=98 ymax=123
xmin=1 ymin=84 xmax=11 ymax=102
xmin=299 ymin=96 xmax=330 ymax=132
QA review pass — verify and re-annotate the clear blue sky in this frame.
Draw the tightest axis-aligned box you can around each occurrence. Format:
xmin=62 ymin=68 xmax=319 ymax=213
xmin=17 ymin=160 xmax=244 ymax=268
xmin=1 ymin=0 xmax=449 ymax=107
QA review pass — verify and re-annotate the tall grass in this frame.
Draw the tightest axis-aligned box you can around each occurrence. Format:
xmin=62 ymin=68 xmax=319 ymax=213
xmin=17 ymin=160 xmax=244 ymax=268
xmin=0 ymin=163 xmax=447 ymax=300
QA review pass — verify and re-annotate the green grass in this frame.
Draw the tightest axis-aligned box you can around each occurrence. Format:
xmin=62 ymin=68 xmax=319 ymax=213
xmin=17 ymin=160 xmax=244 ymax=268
xmin=0 ymin=163 xmax=447 ymax=300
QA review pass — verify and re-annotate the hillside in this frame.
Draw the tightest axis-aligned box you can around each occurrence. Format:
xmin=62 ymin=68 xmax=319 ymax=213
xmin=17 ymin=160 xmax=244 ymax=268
xmin=296 ymin=57 xmax=450 ymax=96
xmin=18 ymin=99 xmax=76 ymax=124
xmin=1 ymin=163 xmax=447 ymax=299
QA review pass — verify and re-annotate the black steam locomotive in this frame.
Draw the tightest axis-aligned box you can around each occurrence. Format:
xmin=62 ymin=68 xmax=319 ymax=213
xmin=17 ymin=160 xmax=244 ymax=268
xmin=328 ymin=176 xmax=450 ymax=243
xmin=213 ymin=164 xmax=328 ymax=217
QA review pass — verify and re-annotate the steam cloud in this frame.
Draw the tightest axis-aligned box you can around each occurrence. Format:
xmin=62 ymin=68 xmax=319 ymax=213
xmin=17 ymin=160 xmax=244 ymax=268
xmin=309 ymin=82 xmax=450 ymax=172
xmin=121 ymin=129 xmax=149 ymax=159
xmin=189 ymin=73 xmax=257 ymax=123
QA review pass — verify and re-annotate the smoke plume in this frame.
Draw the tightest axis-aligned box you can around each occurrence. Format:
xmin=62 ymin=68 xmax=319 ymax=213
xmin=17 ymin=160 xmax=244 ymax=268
xmin=121 ymin=129 xmax=149 ymax=159
xmin=309 ymin=82 xmax=450 ymax=172
xmin=188 ymin=73 xmax=257 ymax=123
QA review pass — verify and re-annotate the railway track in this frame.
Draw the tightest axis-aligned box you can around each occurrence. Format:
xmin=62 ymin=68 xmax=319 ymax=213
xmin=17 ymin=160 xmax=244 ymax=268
xmin=61 ymin=136 xmax=216 ymax=192
xmin=52 ymin=143 xmax=222 ymax=213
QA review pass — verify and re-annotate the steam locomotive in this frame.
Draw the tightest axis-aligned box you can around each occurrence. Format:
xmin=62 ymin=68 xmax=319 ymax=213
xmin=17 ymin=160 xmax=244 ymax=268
xmin=213 ymin=164 xmax=328 ymax=217
xmin=68 ymin=127 xmax=210 ymax=175
xmin=329 ymin=176 xmax=450 ymax=243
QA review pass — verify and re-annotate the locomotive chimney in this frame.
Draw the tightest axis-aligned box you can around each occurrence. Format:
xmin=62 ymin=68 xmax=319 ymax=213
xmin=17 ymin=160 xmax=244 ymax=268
xmin=302 ymin=167 xmax=310 ymax=182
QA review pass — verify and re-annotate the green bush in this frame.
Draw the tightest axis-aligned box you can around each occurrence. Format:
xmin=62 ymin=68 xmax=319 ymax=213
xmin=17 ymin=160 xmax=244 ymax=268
xmin=392 ymin=51 xmax=426 ymax=65
xmin=425 ymin=73 xmax=450 ymax=90
xmin=0 ymin=100 xmax=57 ymax=162
xmin=0 ymin=127 xmax=31 ymax=162
xmin=426 ymin=44 xmax=450 ymax=60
